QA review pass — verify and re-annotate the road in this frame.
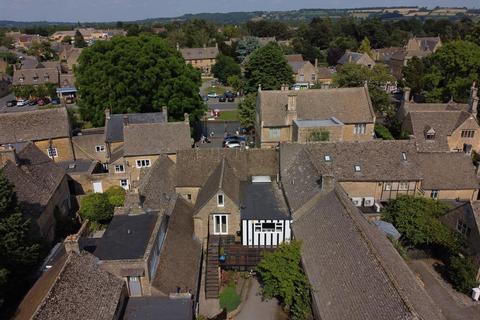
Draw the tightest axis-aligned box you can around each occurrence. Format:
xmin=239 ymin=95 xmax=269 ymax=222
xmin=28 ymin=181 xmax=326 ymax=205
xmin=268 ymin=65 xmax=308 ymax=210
xmin=409 ymin=259 xmax=480 ymax=320
xmin=235 ymin=277 xmax=287 ymax=320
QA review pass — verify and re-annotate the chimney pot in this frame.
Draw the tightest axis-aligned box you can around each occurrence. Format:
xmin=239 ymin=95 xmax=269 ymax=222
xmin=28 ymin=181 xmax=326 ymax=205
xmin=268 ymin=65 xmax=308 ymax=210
xmin=403 ymin=87 xmax=411 ymax=102
xmin=184 ymin=113 xmax=189 ymax=123
xmin=162 ymin=106 xmax=168 ymax=121
xmin=0 ymin=145 xmax=18 ymax=166
xmin=123 ymin=115 xmax=129 ymax=126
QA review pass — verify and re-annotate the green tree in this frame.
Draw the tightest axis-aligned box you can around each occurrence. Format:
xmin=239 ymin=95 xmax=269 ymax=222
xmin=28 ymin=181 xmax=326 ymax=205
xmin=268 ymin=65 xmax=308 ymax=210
xmin=422 ymin=41 xmax=480 ymax=102
xmin=374 ymin=124 xmax=394 ymax=140
xmin=27 ymin=41 xmax=57 ymax=61
xmin=227 ymin=75 xmax=244 ymax=94
xmin=238 ymin=93 xmax=256 ymax=129
xmin=244 ymin=43 xmax=293 ymax=93
xmin=74 ymin=30 xmax=87 ymax=48
xmin=105 ymin=186 xmax=126 ymax=207
xmin=382 ymin=196 xmax=460 ymax=252
xmin=334 ymin=63 xmax=395 ymax=115
xmin=235 ymin=36 xmax=260 ymax=62
xmin=78 ymin=193 xmax=114 ymax=225
xmin=257 ymin=241 xmax=311 ymax=320
xmin=358 ymin=37 xmax=373 ymax=57
xmin=403 ymin=57 xmax=426 ymax=98
xmin=61 ymin=35 xmax=73 ymax=44
xmin=0 ymin=170 xmax=40 ymax=302
xmin=447 ymin=254 xmax=479 ymax=293
xmin=211 ymin=54 xmax=241 ymax=85
xmin=13 ymin=85 xmax=35 ymax=99
xmin=75 ymin=35 xmax=205 ymax=126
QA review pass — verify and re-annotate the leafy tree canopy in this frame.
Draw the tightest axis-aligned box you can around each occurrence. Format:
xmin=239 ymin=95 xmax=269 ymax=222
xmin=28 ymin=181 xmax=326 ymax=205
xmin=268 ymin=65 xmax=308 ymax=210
xmin=235 ymin=36 xmax=260 ymax=62
xmin=78 ymin=193 xmax=114 ymax=225
xmin=244 ymin=43 xmax=293 ymax=93
xmin=74 ymin=30 xmax=87 ymax=48
xmin=0 ymin=171 xmax=39 ymax=302
xmin=26 ymin=41 xmax=57 ymax=61
xmin=211 ymin=54 xmax=241 ymax=85
xmin=358 ymin=37 xmax=373 ymax=57
xmin=405 ymin=41 xmax=480 ymax=103
xmin=257 ymin=241 xmax=311 ymax=320
xmin=75 ymin=35 xmax=205 ymax=126
xmin=105 ymin=186 xmax=126 ymax=207
xmin=238 ymin=92 xmax=256 ymax=129
xmin=382 ymin=195 xmax=460 ymax=252
xmin=333 ymin=63 xmax=395 ymax=115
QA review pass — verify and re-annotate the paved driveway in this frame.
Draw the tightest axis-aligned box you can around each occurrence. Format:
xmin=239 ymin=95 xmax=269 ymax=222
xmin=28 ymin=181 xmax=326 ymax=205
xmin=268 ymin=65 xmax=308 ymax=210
xmin=235 ymin=277 xmax=287 ymax=320
xmin=409 ymin=259 xmax=480 ymax=320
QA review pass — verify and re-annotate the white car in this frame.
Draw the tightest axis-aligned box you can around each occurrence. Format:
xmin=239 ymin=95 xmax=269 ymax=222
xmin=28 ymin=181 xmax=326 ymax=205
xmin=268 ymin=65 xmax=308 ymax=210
xmin=207 ymin=92 xmax=219 ymax=98
xmin=16 ymin=99 xmax=29 ymax=106
xmin=226 ymin=142 xmax=241 ymax=148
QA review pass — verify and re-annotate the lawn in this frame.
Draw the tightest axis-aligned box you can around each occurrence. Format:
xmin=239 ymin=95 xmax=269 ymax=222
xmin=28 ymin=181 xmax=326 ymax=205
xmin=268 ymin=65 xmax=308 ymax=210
xmin=217 ymin=110 xmax=239 ymax=121
xmin=206 ymin=85 xmax=227 ymax=95
xmin=219 ymin=286 xmax=241 ymax=312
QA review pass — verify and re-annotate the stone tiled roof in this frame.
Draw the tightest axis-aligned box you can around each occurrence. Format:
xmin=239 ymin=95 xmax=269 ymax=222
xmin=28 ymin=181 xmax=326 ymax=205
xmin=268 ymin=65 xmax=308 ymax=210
xmin=337 ymin=51 xmax=375 ymax=66
xmin=13 ymin=61 xmax=60 ymax=86
xmin=138 ymin=155 xmax=177 ymax=212
xmin=292 ymin=185 xmax=445 ymax=320
xmin=281 ymin=140 xmax=422 ymax=184
xmin=404 ymin=110 xmax=473 ymax=152
xmin=15 ymin=251 xmax=125 ymax=320
xmin=175 ymin=148 xmax=279 ymax=187
xmin=180 ymin=46 xmax=219 ymax=60
xmin=193 ymin=158 xmax=241 ymax=213
xmin=416 ymin=152 xmax=479 ymax=190
xmin=123 ymin=122 xmax=191 ymax=156
xmin=1 ymin=143 xmax=66 ymax=217
xmin=152 ymin=197 xmax=202 ymax=296
xmin=0 ymin=107 xmax=70 ymax=144
xmin=105 ymin=112 xmax=166 ymax=143
xmin=258 ymin=86 xmax=375 ymax=126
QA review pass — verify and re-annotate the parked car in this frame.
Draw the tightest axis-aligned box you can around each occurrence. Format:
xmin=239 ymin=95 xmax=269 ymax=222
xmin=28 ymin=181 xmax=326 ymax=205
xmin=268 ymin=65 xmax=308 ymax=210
xmin=38 ymin=98 xmax=50 ymax=106
xmin=219 ymin=95 xmax=226 ymax=102
xmin=207 ymin=92 xmax=219 ymax=98
xmin=28 ymin=99 xmax=38 ymax=106
xmin=227 ymin=96 xmax=235 ymax=102
xmin=17 ymin=99 xmax=29 ymax=107
xmin=202 ymin=95 xmax=209 ymax=101
xmin=225 ymin=141 xmax=241 ymax=148
xmin=51 ymin=97 xmax=60 ymax=105
xmin=6 ymin=100 xmax=17 ymax=107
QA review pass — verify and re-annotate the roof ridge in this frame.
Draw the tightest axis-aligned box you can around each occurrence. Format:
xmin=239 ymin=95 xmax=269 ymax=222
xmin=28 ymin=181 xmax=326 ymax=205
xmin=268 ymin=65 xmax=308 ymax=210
xmin=32 ymin=252 xmax=73 ymax=318
xmin=333 ymin=186 xmax=419 ymax=318
xmin=219 ymin=157 xmax=225 ymax=189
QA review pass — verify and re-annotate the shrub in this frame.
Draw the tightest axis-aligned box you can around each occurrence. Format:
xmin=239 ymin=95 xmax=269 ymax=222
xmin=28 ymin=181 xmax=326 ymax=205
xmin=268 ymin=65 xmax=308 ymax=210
xmin=78 ymin=193 xmax=114 ymax=225
xmin=219 ymin=286 xmax=241 ymax=312
xmin=375 ymin=123 xmax=394 ymax=140
xmin=447 ymin=254 xmax=479 ymax=294
xmin=308 ymin=129 xmax=330 ymax=142
xmin=105 ymin=186 xmax=126 ymax=207
xmin=257 ymin=241 xmax=311 ymax=320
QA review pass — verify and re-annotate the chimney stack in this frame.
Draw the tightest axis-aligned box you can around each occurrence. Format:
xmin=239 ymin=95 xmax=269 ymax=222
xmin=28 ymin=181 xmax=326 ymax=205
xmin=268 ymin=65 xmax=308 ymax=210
xmin=123 ymin=115 xmax=129 ymax=126
xmin=184 ymin=113 xmax=189 ymax=124
xmin=280 ymin=84 xmax=289 ymax=91
xmin=0 ymin=145 xmax=18 ymax=166
xmin=105 ymin=108 xmax=111 ymax=120
xmin=286 ymin=92 xmax=297 ymax=125
xmin=258 ymin=84 xmax=262 ymax=92
xmin=162 ymin=106 xmax=168 ymax=121
xmin=320 ymin=174 xmax=335 ymax=192
xmin=314 ymin=58 xmax=318 ymax=69
xmin=176 ymin=43 xmax=180 ymax=51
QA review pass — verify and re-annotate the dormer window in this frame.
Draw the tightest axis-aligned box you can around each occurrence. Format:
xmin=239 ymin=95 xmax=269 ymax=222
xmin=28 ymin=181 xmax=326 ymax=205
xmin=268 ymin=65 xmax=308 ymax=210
xmin=461 ymin=130 xmax=475 ymax=138
xmin=217 ymin=194 xmax=224 ymax=207
xmin=354 ymin=165 xmax=361 ymax=172
xmin=19 ymin=76 xmax=24 ymax=82
xmin=44 ymin=74 xmax=49 ymax=81
xmin=324 ymin=155 xmax=332 ymax=162
xmin=424 ymin=126 xmax=436 ymax=140
xmin=32 ymin=75 xmax=39 ymax=82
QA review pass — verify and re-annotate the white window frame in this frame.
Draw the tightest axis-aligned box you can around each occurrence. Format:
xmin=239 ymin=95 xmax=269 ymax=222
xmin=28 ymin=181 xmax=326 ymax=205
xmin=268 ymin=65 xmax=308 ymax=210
xmin=399 ymin=182 xmax=409 ymax=191
xmin=384 ymin=182 xmax=392 ymax=191
xmin=213 ymin=214 xmax=228 ymax=235
xmin=47 ymin=147 xmax=58 ymax=158
xmin=95 ymin=145 xmax=106 ymax=152
xmin=217 ymin=193 xmax=225 ymax=207
xmin=114 ymin=164 xmax=125 ymax=173
xmin=136 ymin=159 xmax=151 ymax=168
xmin=354 ymin=123 xmax=366 ymax=135
xmin=120 ymin=179 xmax=129 ymax=190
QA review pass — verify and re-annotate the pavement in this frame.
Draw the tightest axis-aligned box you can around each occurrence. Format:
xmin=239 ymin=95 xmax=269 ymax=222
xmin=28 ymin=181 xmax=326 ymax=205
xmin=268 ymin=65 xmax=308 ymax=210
xmin=235 ymin=277 xmax=287 ymax=320
xmin=408 ymin=259 xmax=480 ymax=320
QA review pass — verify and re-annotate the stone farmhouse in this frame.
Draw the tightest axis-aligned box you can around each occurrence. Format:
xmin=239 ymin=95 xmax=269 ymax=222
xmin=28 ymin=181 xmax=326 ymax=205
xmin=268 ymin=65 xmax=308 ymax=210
xmin=179 ymin=44 xmax=219 ymax=75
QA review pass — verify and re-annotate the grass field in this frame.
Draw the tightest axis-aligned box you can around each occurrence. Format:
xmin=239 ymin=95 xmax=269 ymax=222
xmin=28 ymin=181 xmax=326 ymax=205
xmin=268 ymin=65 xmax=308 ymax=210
xmin=217 ymin=109 xmax=239 ymax=121
xmin=219 ymin=286 xmax=241 ymax=312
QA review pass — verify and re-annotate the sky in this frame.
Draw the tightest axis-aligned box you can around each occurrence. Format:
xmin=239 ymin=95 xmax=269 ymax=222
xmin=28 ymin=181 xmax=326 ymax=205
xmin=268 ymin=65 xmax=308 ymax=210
xmin=0 ymin=0 xmax=478 ymax=22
